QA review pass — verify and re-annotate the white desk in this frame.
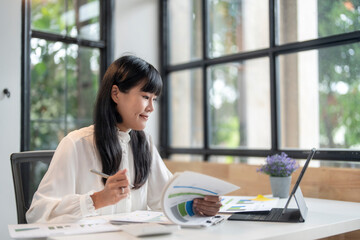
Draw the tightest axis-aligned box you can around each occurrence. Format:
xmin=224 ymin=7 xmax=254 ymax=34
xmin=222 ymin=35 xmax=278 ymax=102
xmin=39 ymin=198 xmax=360 ymax=240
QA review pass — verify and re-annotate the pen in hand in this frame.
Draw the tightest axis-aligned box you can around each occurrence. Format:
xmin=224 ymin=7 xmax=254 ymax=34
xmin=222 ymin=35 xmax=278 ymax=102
xmin=90 ymin=169 xmax=110 ymax=179
xmin=90 ymin=169 xmax=134 ymax=188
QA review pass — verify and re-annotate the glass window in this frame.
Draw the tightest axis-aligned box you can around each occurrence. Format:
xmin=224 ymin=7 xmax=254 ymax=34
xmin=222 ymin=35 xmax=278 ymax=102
xmin=168 ymin=0 xmax=202 ymax=65
xmin=168 ymin=154 xmax=203 ymax=162
xmin=31 ymin=0 xmax=100 ymax=41
xmin=208 ymin=0 xmax=269 ymax=58
xmin=208 ymin=155 xmax=265 ymax=164
xmin=208 ymin=58 xmax=271 ymax=149
xmin=66 ymin=46 xmax=100 ymax=131
xmin=30 ymin=40 xmax=99 ymax=150
xmin=30 ymin=39 xmax=67 ymax=149
xmin=31 ymin=0 xmax=67 ymax=35
xmin=169 ymin=69 xmax=203 ymax=148
xmin=278 ymin=43 xmax=360 ymax=150
xmin=162 ymin=0 xmax=360 ymax=163
xmin=276 ymin=0 xmax=359 ymax=45
xmin=78 ymin=1 xmax=100 ymax=41
xmin=23 ymin=0 xmax=109 ymax=151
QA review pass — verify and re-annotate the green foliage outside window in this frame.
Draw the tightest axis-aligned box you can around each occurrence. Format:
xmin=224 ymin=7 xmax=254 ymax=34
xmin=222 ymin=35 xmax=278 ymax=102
xmin=318 ymin=0 xmax=360 ymax=148
xmin=29 ymin=0 xmax=100 ymax=150
xmin=209 ymin=0 xmax=360 ymax=150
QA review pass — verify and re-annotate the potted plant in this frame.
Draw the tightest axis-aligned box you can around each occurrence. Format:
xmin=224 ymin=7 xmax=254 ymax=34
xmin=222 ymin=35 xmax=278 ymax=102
xmin=257 ymin=152 xmax=299 ymax=198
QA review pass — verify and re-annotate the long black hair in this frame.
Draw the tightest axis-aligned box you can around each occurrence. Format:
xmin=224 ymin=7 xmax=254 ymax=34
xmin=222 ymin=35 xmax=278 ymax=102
xmin=93 ymin=55 xmax=162 ymax=188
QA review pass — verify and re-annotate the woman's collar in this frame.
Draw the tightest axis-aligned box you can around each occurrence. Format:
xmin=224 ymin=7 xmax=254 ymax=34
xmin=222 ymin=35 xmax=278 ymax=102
xmin=117 ymin=128 xmax=131 ymax=143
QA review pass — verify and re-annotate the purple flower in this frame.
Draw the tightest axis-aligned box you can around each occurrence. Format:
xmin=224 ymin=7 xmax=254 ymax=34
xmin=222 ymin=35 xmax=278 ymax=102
xmin=257 ymin=152 xmax=299 ymax=177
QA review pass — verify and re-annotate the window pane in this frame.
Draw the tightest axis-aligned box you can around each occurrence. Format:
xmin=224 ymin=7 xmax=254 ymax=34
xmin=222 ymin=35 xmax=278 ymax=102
xmin=208 ymin=0 xmax=269 ymax=58
xmin=168 ymin=0 xmax=202 ymax=65
xmin=208 ymin=156 xmax=266 ymax=164
xmin=30 ymin=39 xmax=67 ymax=150
xmin=168 ymin=154 xmax=203 ymax=162
xmin=67 ymin=46 xmax=100 ymax=132
xmin=77 ymin=0 xmax=100 ymax=41
xmin=208 ymin=58 xmax=271 ymax=149
xmin=31 ymin=0 xmax=66 ymax=35
xmin=30 ymin=39 xmax=100 ymax=150
xmin=276 ymin=0 xmax=360 ymax=45
xmin=31 ymin=0 xmax=100 ymax=40
xmin=169 ymin=69 xmax=203 ymax=148
xmin=30 ymin=122 xmax=64 ymax=150
xmin=278 ymin=43 xmax=360 ymax=150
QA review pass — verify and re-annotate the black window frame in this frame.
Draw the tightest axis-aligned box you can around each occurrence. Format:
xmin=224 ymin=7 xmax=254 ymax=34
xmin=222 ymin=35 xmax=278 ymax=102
xmin=21 ymin=0 xmax=113 ymax=151
xmin=159 ymin=0 xmax=360 ymax=162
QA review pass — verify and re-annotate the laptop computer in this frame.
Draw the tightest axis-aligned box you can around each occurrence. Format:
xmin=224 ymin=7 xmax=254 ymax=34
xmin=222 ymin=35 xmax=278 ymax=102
xmin=228 ymin=148 xmax=316 ymax=223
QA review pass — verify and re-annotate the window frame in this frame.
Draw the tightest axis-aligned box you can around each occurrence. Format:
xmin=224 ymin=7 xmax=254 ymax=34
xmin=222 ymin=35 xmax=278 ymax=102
xmin=160 ymin=0 xmax=360 ymax=161
xmin=21 ymin=0 xmax=113 ymax=151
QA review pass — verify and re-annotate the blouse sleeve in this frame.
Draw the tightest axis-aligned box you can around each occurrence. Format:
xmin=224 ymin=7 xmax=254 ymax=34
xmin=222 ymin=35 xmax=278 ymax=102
xmin=146 ymin=135 xmax=173 ymax=210
xmin=26 ymin=136 xmax=98 ymax=223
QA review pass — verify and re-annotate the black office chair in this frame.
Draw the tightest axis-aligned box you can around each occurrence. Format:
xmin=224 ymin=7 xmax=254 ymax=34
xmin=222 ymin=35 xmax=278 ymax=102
xmin=10 ymin=150 xmax=54 ymax=224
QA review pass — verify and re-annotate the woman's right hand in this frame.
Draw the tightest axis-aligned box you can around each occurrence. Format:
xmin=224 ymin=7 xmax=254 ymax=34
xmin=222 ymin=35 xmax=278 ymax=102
xmin=90 ymin=169 xmax=130 ymax=209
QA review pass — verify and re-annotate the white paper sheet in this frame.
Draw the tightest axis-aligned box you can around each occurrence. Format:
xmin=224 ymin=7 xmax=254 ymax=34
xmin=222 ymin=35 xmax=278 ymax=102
xmin=110 ymin=210 xmax=173 ymax=225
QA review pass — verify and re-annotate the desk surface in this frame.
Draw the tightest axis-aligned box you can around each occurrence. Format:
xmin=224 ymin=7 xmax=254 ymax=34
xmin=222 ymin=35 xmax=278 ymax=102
xmin=44 ymin=198 xmax=360 ymax=240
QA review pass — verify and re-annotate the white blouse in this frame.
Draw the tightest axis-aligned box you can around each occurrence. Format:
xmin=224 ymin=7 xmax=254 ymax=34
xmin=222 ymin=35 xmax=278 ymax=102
xmin=26 ymin=125 xmax=172 ymax=223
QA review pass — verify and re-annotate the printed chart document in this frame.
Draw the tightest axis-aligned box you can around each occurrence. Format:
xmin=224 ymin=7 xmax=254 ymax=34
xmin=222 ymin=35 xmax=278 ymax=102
xmin=220 ymin=195 xmax=279 ymax=213
xmin=8 ymin=218 xmax=120 ymax=239
xmin=161 ymin=171 xmax=240 ymax=227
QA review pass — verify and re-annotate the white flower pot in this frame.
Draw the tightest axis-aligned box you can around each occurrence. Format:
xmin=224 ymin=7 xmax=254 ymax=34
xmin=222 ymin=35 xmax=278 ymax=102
xmin=269 ymin=176 xmax=292 ymax=198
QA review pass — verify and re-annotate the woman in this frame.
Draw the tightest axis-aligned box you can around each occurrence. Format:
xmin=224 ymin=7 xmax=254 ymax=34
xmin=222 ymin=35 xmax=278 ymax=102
xmin=26 ymin=55 xmax=221 ymax=223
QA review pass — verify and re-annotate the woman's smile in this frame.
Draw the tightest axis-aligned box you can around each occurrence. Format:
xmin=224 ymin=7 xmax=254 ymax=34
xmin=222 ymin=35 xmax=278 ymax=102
xmin=139 ymin=114 xmax=149 ymax=121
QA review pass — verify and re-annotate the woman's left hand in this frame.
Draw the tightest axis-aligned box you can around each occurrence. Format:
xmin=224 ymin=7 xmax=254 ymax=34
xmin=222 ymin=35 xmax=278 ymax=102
xmin=193 ymin=195 xmax=222 ymax=216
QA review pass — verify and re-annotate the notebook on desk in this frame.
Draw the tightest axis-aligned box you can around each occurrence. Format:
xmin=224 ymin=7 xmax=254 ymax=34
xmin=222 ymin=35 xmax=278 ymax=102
xmin=228 ymin=148 xmax=316 ymax=223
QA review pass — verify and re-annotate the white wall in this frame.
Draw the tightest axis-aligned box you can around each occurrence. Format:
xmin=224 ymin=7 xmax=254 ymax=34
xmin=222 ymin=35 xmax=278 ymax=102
xmin=114 ymin=0 xmax=160 ymax=145
xmin=0 ymin=0 xmax=21 ymax=239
